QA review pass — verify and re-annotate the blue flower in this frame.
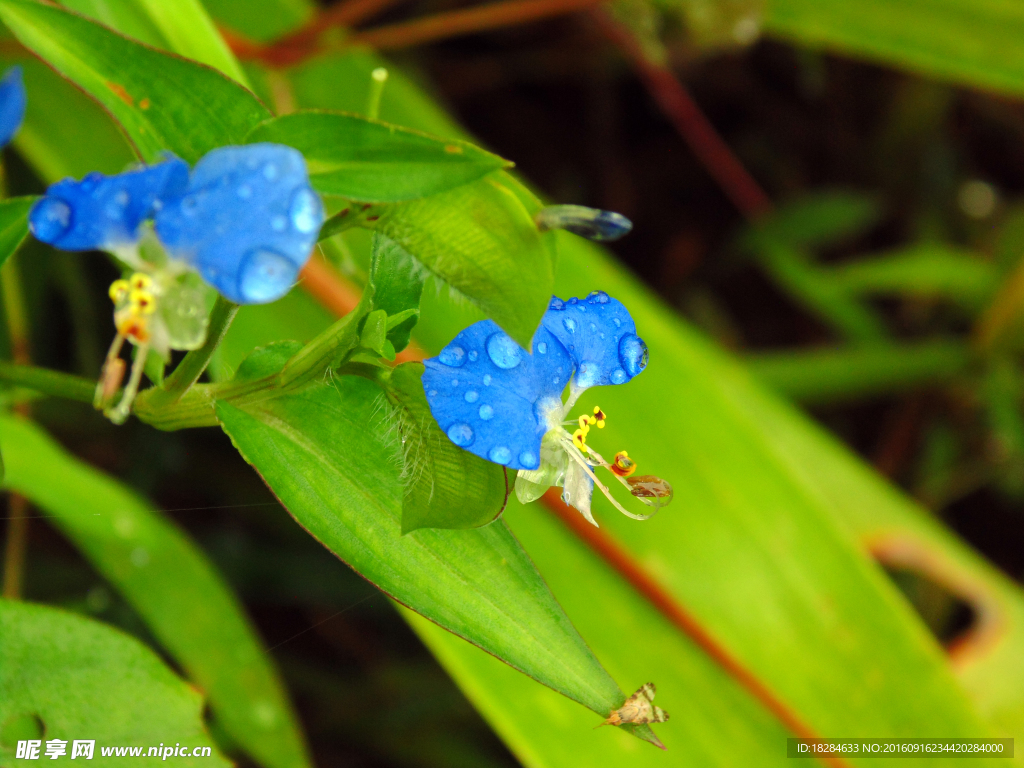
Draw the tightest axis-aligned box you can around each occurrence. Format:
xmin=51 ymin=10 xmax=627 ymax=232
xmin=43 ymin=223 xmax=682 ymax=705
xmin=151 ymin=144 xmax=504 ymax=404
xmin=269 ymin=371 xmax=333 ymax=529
xmin=29 ymin=158 xmax=188 ymax=252
xmin=28 ymin=143 xmax=324 ymax=425
xmin=155 ymin=143 xmax=323 ymax=304
xmin=542 ymin=291 xmax=647 ymax=391
xmin=0 ymin=66 xmax=26 ymax=150
xmin=422 ymin=320 xmax=572 ymax=471
xmin=424 ymin=293 xmax=670 ymax=525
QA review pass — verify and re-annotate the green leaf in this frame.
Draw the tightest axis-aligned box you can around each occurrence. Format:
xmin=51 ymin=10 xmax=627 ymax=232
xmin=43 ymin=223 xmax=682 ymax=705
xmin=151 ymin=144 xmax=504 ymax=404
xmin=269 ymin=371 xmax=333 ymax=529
xmin=0 ymin=600 xmax=229 ymax=767
xmin=61 ymin=0 xmax=249 ymax=86
xmin=744 ymin=235 xmax=888 ymax=345
xmin=765 ymin=0 xmax=1024 ymax=100
xmin=201 ymin=0 xmax=312 ymax=43
xmin=0 ymin=197 xmax=36 ymax=272
xmin=214 ymin=360 xmax=633 ymax=729
xmin=746 ymin=191 xmax=881 ymax=250
xmin=0 ymin=56 xmax=135 ymax=181
xmin=372 ymin=173 xmax=554 ymax=349
xmin=747 ymin=340 xmax=972 ymax=404
xmin=385 ymin=362 xmax=509 ymax=533
xmin=358 ymin=308 xmax=388 ymax=355
xmin=245 ymin=111 xmax=511 ymax=202
xmin=0 ymin=0 xmax=269 ymax=163
xmin=0 ymin=415 xmax=311 ymax=768
xmin=369 ymin=233 xmax=424 ymax=353
xmin=832 ymin=245 xmax=1000 ymax=310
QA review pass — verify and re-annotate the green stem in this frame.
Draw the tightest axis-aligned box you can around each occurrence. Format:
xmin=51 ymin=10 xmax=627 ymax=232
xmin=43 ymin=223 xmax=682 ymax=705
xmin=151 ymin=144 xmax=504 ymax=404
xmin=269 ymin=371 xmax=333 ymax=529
xmin=0 ymin=361 xmax=97 ymax=403
xmin=279 ymin=290 xmax=371 ymax=389
xmin=145 ymin=296 xmax=238 ymax=408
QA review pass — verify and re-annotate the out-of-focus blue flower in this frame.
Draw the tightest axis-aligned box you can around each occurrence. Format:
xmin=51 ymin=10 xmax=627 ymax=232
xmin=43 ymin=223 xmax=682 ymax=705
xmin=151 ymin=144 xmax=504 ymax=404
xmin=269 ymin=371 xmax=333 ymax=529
xmin=422 ymin=320 xmax=572 ymax=470
xmin=542 ymin=291 xmax=647 ymax=392
xmin=155 ymin=143 xmax=323 ymax=305
xmin=534 ymin=204 xmax=632 ymax=241
xmin=423 ymin=294 xmax=669 ymax=525
xmin=29 ymin=158 xmax=188 ymax=252
xmin=0 ymin=66 xmax=26 ymax=150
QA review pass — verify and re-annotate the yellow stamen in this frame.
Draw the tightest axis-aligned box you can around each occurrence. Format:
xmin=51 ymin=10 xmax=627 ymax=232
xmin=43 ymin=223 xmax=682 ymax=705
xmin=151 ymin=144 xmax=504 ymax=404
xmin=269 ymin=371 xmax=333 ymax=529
xmin=129 ymin=288 xmax=156 ymax=315
xmin=572 ymin=428 xmax=589 ymax=453
xmin=109 ymin=279 xmax=130 ymax=304
xmin=129 ymin=272 xmax=152 ymax=291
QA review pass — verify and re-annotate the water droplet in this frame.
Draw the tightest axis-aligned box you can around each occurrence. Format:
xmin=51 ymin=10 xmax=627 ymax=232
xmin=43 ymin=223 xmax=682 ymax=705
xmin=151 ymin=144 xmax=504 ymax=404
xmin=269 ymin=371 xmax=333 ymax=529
xmin=613 ymin=318 xmax=621 ymax=328
xmin=589 ymin=323 xmax=597 ymax=332
xmin=29 ymin=198 xmax=72 ymax=243
xmin=114 ymin=190 xmax=129 ymax=206
xmin=263 ymin=163 xmax=279 ymax=181
xmin=450 ymin=378 xmax=459 ymax=387
xmin=562 ymin=317 xmax=577 ymax=333
xmin=271 ymin=216 xmax=287 ymax=232
xmin=486 ymin=332 xmax=522 ymax=369
xmin=428 ymin=390 xmax=437 ymax=397
xmin=549 ymin=297 xmax=564 ymax=310
xmin=290 ymin=187 xmax=322 ymax=234
xmin=489 ymin=446 xmax=512 ymax=464
xmin=468 ymin=350 xmax=479 ymax=361
xmin=238 ymin=249 xmax=298 ymax=303
xmin=438 ymin=345 xmax=466 ymax=367
xmin=619 ymin=334 xmax=648 ymax=377
xmin=447 ymin=423 xmax=473 ymax=446
xmin=464 ymin=390 xmax=479 ymax=403
xmin=536 ymin=341 xmax=547 ymax=354
xmin=610 ymin=368 xmax=628 ymax=384
xmin=599 ymin=332 xmax=605 ymax=339
xmin=552 ymin=375 xmax=560 ymax=384
xmin=478 ymin=404 xmax=494 ymax=420
xmin=588 ymin=290 xmax=610 ymax=304
xmin=483 ymin=375 xmax=492 ymax=386
xmin=237 ymin=184 xmax=252 ymax=199
xmin=519 ymin=451 xmax=538 ymax=468
xmin=576 ymin=304 xmax=586 ymax=312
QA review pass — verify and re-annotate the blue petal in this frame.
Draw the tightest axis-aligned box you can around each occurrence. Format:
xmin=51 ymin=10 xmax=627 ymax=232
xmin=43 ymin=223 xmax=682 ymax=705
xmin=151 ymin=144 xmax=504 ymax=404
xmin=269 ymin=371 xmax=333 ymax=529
xmin=154 ymin=143 xmax=323 ymax=305
xmin=541 ymin=292 xmax=648 ymax=389
xmin=0 ymin=66 xmax=26 ymax=149
xmin=28 ymin=158 xmax=189 ymax=252
xmin=423 ymin=320 xmax=571 ymax=470
xmin=535 ymin=204 xmax=632 ymax=241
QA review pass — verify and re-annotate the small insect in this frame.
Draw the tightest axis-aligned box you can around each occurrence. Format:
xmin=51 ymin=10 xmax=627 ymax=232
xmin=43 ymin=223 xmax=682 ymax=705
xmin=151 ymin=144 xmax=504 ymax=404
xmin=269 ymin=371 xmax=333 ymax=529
xmin=599 ymin=682 xmax=669 ymax=727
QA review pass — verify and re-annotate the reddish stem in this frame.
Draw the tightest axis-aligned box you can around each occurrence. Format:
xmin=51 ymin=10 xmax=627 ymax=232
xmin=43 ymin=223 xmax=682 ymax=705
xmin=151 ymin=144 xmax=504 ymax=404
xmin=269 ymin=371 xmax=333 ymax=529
xmin=351 ymin=0 xmax=603 ymax=50
xmin=590 ymin=7 xmax=772 ymax=220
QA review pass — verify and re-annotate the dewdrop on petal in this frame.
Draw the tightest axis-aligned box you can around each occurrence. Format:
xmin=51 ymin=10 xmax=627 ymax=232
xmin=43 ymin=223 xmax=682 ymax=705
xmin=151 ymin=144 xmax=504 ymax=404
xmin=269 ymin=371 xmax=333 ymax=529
xmin=534 ymin=204 xmax=633 ymax=242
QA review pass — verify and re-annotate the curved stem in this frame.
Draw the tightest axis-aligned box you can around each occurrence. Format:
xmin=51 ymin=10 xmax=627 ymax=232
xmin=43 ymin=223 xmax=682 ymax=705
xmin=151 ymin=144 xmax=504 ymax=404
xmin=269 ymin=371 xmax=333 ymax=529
xmin=146 ymin=296 xmax=238 ymax=409
xmin=0 ymin=362 xmax=95 ymax=404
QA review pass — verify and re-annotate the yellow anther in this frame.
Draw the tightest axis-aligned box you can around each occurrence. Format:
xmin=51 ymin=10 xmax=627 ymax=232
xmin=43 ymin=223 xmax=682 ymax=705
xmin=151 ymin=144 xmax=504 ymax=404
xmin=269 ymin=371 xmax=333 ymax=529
xmin=572 ymin=428 xmax=589 ymax=453
xmin=593 ymin=407 xmax=607 ymax=428
xmin=109 ymin=279 xmax=130 ymax=304
xmin=129 ymin=272 xmax=152 ymax=291
xmin=578 ymin=414 xmax=592 ymax=431
xmin=129 ymin=289 xmax=156 ymax=315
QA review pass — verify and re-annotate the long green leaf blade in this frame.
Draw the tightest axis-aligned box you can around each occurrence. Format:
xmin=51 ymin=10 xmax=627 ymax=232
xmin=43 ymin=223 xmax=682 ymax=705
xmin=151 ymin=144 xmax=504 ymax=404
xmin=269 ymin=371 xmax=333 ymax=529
xmin=0 ymin=0 xmax=268 ymax=162
xmin=0 ymin=415 xmax=311 ymax=768
xmin=0 ymin=600 xmax=229 ymax=767
xmin=0 ymin=196 xmax=36 ymax=271
xmin=214 ymin=369 xmax=632 ymax=727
